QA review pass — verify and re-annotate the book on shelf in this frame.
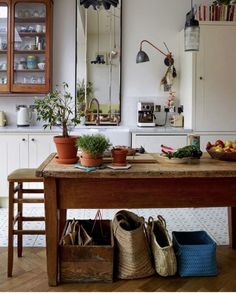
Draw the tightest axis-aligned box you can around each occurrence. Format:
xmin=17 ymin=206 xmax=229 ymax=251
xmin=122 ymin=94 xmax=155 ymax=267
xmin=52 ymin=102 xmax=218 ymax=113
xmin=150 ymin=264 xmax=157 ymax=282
xmin=197 ymin=3 xmax=236 ymax=22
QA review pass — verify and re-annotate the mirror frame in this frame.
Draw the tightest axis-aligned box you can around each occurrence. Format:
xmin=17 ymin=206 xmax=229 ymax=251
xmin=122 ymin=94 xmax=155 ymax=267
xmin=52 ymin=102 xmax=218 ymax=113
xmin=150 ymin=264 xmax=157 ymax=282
xmin=75 ymin=0 xmax=122 ymax=126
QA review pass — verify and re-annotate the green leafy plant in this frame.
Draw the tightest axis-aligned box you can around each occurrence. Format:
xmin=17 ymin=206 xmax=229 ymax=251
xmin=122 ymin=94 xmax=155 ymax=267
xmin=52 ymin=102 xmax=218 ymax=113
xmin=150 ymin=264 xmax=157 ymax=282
xmin=76 ymin=134 xmax=111 ymax=156
xmin=34 ymin=82 xmax=80 ymax=137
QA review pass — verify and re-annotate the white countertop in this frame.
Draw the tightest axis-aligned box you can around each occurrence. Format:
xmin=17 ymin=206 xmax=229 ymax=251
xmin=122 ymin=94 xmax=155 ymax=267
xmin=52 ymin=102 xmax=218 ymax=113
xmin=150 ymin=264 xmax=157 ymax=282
xmin=0 ymin=125 xmax=192 ymax=134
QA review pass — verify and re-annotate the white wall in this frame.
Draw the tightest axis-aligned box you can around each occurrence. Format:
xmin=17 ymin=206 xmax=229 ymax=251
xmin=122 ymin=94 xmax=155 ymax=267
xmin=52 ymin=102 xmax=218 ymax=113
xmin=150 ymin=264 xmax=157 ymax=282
xmin=0 ymin=0 xmax=211 ymax=127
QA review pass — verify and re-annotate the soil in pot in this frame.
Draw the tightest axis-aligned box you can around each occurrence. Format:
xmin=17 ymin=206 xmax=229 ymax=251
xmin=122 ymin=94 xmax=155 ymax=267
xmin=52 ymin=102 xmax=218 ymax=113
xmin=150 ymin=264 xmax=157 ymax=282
xmin=54 ymin=136 xmax=78 ymax=164
xmin=80 ymin=151 xmax=103 ymax=167
xmin=111 ymin=147 xmax=128 ymax=166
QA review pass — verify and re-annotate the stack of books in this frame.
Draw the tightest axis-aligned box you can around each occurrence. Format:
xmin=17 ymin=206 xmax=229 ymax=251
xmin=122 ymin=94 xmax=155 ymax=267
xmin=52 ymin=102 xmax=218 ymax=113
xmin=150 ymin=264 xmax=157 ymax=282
xmin=196 ymin=3 xmax=236 ymax=21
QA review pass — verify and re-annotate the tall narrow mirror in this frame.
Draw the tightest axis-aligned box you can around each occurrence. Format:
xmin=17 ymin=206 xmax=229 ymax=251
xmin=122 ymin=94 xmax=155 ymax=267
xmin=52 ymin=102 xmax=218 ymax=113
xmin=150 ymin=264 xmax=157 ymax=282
xmin=76 ymin=0 xmax=121 ymax=125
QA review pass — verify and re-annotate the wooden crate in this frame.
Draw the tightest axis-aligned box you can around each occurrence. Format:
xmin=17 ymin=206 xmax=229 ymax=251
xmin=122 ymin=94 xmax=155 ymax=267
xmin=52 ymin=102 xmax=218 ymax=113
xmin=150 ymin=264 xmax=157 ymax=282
xmin=59 ymin=219 xmax=114 ymax=283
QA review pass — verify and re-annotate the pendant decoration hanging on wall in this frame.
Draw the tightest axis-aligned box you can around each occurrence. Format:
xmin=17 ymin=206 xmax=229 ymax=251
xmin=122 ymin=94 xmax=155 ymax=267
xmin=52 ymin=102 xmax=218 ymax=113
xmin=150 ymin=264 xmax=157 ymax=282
xmin=80 ymin=0 xmax=119 ymax=10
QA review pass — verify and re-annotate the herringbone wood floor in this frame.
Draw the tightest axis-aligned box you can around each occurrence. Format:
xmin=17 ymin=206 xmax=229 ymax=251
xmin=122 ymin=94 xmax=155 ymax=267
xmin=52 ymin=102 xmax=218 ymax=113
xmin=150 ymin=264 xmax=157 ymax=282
xmin=1 ymin=247 xmax=236 ymax=292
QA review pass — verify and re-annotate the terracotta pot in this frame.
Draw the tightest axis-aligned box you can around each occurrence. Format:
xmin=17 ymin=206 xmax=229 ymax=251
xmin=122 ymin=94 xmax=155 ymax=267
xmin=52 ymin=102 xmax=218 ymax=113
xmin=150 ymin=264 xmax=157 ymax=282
xmin=111 ymin=147 xmax=128 ymax=166
xmin=53 ymin=136 xmax=78 ymax=164
xmin=80 ymin=151 xmax=103 ymax=167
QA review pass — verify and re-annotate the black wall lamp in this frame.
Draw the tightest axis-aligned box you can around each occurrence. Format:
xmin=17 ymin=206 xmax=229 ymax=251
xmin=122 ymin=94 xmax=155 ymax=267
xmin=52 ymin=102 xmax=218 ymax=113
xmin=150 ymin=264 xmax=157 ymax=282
xmin=136 ymin=40 xmax=174 ymax=67
xmin=136 ymin=40 xmax=177 ymax=91
xmin=184 ymin=0 xmax=200 ymax=51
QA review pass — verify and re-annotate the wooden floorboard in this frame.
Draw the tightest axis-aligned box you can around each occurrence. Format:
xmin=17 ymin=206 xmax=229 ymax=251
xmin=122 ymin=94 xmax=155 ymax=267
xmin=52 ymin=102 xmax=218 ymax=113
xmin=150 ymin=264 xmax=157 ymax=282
xmin=1 ymin=246 xmax=236 ymax=292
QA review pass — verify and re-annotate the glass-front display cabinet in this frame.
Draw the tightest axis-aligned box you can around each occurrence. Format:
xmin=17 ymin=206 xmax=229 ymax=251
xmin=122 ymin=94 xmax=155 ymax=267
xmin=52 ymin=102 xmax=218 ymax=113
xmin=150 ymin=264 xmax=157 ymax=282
xmin=0 ymin=0 xmax=52 ymax=94
xmin=0 ymin=1 xmax=10 ymax=92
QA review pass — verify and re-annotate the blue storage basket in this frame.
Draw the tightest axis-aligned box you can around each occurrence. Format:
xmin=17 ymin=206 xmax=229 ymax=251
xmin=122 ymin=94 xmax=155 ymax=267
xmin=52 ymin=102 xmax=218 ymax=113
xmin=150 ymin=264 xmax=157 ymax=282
xmin=172 ymin=231 xmax=218 ymax=277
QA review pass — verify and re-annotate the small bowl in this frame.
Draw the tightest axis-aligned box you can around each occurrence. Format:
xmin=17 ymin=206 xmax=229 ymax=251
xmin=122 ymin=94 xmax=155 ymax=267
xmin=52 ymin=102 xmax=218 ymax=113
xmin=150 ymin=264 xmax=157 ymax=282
xmin=38 ymin=62 xmax=45 ymax=70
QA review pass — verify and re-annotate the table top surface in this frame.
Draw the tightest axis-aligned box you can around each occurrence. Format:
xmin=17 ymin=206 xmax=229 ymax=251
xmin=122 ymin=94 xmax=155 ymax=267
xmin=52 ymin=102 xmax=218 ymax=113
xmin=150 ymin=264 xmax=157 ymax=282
xmin=36 ymin=152 xmax=236 ymax=179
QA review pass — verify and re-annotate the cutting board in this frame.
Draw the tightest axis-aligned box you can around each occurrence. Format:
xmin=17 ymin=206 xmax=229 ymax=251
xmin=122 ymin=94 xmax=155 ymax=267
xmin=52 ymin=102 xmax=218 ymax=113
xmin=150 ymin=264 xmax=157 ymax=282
xmin=103 ymin=153 xmax=157 ymax=164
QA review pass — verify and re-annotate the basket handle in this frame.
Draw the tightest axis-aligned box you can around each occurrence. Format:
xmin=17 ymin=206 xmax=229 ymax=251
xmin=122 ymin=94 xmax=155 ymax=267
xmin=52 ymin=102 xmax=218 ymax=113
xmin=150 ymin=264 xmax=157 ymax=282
xmin=90 ymin=209 xmax=104 ymax=239
xmin=157 ymin=215 xmax=166 ymax=228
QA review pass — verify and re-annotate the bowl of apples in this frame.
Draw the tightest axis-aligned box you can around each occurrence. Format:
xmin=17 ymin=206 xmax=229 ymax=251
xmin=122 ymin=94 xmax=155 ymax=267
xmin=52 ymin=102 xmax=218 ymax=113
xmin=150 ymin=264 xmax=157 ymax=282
xmin=206 ymin=139 xmax=236 ymax=161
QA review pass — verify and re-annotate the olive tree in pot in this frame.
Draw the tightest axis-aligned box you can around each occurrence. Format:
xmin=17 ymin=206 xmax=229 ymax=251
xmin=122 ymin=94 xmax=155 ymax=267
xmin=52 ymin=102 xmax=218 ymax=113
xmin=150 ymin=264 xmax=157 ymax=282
xmin=34 ymin=82 xmax=80 ymax=164
xmin=76 ymin=134 xmax=111 ymax=167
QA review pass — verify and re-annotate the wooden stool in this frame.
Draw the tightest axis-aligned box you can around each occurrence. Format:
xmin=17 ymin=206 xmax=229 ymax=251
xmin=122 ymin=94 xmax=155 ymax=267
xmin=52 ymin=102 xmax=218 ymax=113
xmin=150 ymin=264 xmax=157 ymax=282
xmin=7 ymin=168 xmax=45 ymax=277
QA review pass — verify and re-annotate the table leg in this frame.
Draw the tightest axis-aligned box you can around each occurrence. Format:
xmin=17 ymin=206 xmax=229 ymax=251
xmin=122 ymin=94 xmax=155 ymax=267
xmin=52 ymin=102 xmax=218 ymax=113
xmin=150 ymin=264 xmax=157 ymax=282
xmin=44 ymin=178 xmax=58 ymax=286
xmin=228 ymin=207 xmax=236 ymax=249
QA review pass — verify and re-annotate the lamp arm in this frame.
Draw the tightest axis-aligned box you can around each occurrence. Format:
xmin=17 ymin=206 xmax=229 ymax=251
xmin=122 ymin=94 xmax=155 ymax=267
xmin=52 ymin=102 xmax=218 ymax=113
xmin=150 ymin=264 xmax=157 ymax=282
xmin=140 ymin=40 xmax=170 ymax=58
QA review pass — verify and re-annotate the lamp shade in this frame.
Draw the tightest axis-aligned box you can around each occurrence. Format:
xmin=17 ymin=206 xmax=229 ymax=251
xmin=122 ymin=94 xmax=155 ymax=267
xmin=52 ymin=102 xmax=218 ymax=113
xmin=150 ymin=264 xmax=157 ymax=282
xmin=136 ymin=50 xmax=149 ymax=63
xmin=184 ymin=9 xmax=200 ymax=52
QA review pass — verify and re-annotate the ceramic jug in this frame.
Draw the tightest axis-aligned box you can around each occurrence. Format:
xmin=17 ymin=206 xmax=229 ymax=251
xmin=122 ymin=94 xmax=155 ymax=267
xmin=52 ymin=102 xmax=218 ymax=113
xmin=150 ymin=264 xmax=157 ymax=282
xmin=0 ymin=111 xmax=7 ymax=127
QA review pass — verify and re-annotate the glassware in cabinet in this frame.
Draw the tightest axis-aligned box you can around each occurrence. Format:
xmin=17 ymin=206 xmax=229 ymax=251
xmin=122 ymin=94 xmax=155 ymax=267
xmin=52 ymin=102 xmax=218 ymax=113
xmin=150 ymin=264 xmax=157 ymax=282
xmin=10 ymin=0 xmax=52 ymax=93
xmin=0 ymin=1 xmax=10 ymax=92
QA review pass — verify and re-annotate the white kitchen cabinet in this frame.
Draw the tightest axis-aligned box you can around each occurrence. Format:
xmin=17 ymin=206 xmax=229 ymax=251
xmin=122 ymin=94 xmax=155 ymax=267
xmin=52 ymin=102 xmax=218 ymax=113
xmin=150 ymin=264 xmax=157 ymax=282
xmin=179 ymin=22 xmax=236 ymax=132
xmin=0 ymin=134 xmax=28 ymax=198
xmin=28 ymin=134 xmax=56 ymax=167
xmin=0 ymin=133 xmax=56 ymax=200
xmin=131 ymin=133 xmax=188 ymax=153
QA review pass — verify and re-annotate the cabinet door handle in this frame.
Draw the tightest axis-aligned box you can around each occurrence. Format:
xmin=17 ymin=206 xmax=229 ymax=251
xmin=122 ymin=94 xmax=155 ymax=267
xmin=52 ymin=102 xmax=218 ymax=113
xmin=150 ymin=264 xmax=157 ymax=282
xmin=22 ymin=138 xmax=26 ymax=141
xmin=199 ymin=76 xmax=203 ymax=80
xmin=31 ymin=138 xmax=35 ymax=142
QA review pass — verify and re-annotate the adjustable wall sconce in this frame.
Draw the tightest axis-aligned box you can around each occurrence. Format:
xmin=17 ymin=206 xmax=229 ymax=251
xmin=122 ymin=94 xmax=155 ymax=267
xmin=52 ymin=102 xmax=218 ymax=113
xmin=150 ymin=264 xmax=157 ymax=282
xmin=136 ymin=40 xmax=174 ymax=67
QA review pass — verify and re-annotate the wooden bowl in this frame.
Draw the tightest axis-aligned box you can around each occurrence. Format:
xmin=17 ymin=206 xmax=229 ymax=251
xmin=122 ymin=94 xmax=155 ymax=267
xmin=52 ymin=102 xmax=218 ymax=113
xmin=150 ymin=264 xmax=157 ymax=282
xmin=206 ymin=149 xmax=236 ymax=161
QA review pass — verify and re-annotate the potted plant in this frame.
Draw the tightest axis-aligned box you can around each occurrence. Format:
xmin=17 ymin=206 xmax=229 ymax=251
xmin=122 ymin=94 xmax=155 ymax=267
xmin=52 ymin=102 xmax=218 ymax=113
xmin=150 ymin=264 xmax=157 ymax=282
xmin=111 ymin=147 xmax=128 ymax=166
xmin=34 ymin=82 xmax=80 ymax=164
xmin=76 ymin=134 xmax=111 ymax=167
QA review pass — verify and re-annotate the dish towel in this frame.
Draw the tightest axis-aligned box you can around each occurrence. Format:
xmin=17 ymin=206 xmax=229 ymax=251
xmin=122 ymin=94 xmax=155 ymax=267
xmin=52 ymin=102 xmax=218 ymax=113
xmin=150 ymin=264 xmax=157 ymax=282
xmin=74 ymin=163 xmax=106 ymax=172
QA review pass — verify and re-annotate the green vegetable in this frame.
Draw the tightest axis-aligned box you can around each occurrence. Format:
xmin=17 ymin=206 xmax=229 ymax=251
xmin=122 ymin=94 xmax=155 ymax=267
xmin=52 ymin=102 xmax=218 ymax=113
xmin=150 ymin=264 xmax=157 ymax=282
xmin=166 ymin=145 xmax=202 ymax=159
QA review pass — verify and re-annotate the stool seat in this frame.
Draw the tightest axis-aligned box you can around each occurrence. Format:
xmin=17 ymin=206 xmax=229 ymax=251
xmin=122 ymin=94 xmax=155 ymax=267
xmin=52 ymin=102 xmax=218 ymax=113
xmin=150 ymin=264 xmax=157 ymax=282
xmin=8 ymin=168 xmax=45 ymax=277
xmin=8 ymin=168 xmax=42 ymax=182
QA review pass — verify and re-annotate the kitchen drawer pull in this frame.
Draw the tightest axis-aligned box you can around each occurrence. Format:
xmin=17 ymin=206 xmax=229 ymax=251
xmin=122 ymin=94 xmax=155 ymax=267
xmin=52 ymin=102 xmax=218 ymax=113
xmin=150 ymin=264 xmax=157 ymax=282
xmin=22 ymin=138 xmax=26 ymax=142
xmin=31 ymin=138 xmax=35 ymax=142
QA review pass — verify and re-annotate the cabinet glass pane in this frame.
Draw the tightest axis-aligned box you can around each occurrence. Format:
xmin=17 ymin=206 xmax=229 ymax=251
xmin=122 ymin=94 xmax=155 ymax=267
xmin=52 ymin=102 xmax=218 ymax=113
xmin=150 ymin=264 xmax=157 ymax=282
xmin=14 ymin=2 xmax=46 ymax=85
xmin=0 ymin=4 xmax=8 ymax=85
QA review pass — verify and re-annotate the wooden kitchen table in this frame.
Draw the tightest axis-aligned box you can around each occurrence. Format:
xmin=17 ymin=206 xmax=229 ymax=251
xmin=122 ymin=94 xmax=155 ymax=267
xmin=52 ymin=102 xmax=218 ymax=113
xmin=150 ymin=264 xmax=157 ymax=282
xmin=36 ymin=153 xmax=236 ymax=286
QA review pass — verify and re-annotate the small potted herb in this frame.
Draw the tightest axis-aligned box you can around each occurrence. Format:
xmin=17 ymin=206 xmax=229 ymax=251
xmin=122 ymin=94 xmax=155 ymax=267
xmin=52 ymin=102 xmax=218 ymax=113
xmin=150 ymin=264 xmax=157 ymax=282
xmin=34 ymin=82 xmax=80 ymax=164
xmin=76 ymin=134 xmax=111 ymax=167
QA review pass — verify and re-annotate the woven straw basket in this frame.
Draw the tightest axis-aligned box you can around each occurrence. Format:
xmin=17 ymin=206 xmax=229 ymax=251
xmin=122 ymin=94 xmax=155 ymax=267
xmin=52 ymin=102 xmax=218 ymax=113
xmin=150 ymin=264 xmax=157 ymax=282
xmin=112 ymin=210 xmax=155 ymax=279
xmin=147 ymin=215 xmax=177 ymax=277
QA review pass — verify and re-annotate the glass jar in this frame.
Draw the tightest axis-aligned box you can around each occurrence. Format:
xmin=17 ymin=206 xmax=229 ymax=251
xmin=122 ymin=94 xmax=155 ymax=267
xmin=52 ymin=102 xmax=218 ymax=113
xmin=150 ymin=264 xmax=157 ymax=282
xmin=27 ymin=55 xmax=37 ymax=69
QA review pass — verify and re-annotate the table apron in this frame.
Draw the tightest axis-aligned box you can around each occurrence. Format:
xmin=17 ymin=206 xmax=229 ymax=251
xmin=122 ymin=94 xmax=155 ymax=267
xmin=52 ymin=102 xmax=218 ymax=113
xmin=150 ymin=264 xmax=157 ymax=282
xmin=52 ymin=177 xmax=236 ymax=209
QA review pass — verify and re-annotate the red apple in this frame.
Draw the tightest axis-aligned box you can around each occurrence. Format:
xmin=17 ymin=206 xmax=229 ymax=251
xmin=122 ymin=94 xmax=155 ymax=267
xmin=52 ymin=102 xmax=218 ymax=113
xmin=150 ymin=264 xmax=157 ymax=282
xmin=215 ymin=139 xmax=224 ymax=148
xmin=224 ymin=147 xmax=232 ymax=153
xmin=206 ymin=141 xmax=214 ymax=150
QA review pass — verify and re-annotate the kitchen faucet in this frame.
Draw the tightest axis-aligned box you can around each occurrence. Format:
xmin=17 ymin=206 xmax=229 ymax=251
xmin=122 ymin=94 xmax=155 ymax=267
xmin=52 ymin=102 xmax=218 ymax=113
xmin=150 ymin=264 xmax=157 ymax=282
xmin=89 ymin=97 xmax=100 ymax=125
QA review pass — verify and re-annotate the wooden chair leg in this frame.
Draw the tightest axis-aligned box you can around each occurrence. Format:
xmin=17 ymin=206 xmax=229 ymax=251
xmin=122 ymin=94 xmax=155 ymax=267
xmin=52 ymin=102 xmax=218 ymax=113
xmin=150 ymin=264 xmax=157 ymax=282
xmin=17 ymin=183 xmax=23 ymax=257
xmin=8 ymin=182 xmax=14 ymax=277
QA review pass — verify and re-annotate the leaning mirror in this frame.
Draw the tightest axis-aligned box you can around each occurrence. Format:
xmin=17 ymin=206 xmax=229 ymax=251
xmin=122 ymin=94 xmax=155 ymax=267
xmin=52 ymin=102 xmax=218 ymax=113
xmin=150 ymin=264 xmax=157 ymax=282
xmin=76 ymin=0 xmax=121 ymax=125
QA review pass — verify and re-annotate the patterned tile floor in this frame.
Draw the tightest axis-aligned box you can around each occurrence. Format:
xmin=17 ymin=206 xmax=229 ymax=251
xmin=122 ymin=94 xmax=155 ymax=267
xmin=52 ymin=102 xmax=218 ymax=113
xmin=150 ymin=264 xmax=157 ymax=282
xmin=0 ymin=207 xmax=229 ymax=247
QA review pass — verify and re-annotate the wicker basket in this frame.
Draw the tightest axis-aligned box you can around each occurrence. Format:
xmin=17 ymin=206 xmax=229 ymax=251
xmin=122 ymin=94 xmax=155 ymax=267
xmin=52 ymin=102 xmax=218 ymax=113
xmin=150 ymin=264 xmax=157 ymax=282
xmin=172 ymin=231 xmax=218 ymax=277
xmin=112 ymin=210 xmax=155 ymax=279
xmin=207 ymin=149 xmax=236 ymax=161
xmin=147 ymin=216 xmax=177 ymax=277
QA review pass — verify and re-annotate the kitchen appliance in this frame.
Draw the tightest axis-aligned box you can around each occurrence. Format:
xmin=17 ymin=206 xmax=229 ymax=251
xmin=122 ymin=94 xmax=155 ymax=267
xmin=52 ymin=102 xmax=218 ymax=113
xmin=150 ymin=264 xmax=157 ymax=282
xmin=170 ymin=106 xmax=184 ymax=128
xmin=137 ymin=102 xmax=155 ymax=127
xmin=16 ymin=105 xmax=31 ymax=127
xmin=0 ymin=111 xmax=7 ymax=126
